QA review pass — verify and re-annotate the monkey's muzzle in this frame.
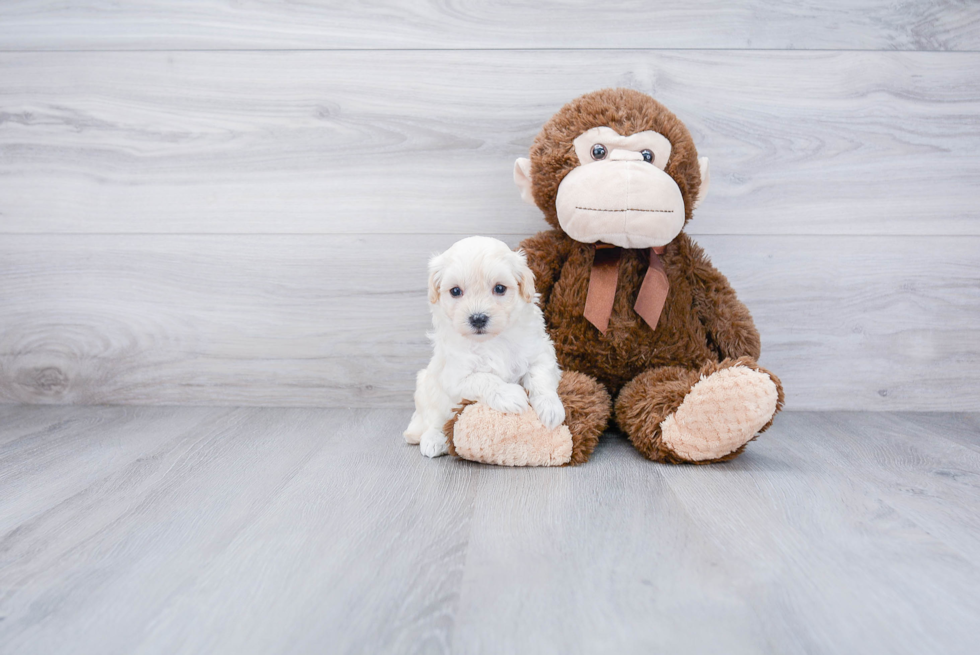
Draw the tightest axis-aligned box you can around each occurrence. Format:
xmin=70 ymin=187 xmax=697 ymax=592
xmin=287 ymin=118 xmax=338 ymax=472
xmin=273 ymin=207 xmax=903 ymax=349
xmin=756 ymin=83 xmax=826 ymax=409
xmin=555 ymin=159 xmax=686 ymax=249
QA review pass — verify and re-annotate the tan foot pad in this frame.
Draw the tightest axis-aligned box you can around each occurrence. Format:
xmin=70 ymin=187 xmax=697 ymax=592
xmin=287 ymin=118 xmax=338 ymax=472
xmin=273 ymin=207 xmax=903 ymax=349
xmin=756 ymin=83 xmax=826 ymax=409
xmin=453 ymin=403 xmax=572 ymax=467
xmin=660 ymin=366 xmax=779 ymax=462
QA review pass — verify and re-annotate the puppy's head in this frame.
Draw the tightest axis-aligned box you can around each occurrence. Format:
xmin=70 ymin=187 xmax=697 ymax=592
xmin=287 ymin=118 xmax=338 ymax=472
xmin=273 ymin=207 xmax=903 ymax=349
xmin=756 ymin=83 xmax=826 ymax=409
xmin=428 ymin=236 xmax=535 ymax=340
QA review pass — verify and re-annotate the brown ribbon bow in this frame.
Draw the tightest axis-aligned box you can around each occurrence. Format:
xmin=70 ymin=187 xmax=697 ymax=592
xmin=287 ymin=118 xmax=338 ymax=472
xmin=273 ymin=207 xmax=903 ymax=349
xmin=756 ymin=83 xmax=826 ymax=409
xmin=583 ymin=244 xmax=669 ymax=335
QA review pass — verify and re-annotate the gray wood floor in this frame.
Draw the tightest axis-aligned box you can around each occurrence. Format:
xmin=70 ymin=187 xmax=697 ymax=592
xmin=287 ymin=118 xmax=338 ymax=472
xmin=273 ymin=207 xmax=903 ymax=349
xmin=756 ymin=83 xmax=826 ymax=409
xmin=1 ymin=406 xmax=978 ymax=654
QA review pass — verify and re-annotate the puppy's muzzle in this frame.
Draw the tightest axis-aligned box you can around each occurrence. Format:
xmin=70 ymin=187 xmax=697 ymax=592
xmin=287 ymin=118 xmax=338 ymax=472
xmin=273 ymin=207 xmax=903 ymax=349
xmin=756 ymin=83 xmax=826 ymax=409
xmin=468 ymin=313 xmax=489 ymax=331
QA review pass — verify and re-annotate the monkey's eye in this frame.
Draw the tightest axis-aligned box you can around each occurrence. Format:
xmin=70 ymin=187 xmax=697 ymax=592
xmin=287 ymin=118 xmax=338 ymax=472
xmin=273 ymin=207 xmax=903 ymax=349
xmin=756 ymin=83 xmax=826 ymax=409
xmin=493 ymin=284 xmax=507 ymax=295
xmin=591 ymin=144 xmax=607 ymax=160
xmin=449 ymin=287 xmax=462 ymax=297
xmin=640 ymin=149 xmax=654 ymax=163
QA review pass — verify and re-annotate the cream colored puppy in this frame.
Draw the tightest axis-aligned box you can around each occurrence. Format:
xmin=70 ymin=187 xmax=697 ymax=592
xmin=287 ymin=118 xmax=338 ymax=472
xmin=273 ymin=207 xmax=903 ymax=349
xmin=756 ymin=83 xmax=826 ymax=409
xmin=404 ymin=236 xmax=565 ymax=458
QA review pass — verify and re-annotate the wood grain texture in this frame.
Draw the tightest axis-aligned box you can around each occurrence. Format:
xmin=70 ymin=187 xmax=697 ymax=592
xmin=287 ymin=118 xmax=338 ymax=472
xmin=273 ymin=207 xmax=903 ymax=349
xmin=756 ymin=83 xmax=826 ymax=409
xmin=0 ymin=1 xmax=977 ymax=51
xmin=0 ymin=407 xmax=476 ymax=654
xmin=453 ymin=412 xmax=980 ymax=653
xmin=1 ymin=406 xmax=979 ymax=654
xmin=798 ymin=412 xmax=980 ymax=562
xmin=1 ymin=234 xmax=977 ymax=410
xmin=2 ymin=50 xmax=979 ymax=237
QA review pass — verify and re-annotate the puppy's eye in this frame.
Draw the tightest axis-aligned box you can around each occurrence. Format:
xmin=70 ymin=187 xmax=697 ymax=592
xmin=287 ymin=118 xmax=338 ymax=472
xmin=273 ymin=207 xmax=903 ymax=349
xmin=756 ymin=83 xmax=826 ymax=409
xmin=591 ymin=144 xmax=607 ymax=160
xmin=449 ymin=287 xmax=462 ymax=297
xmin=493 ymin=284 xmax=507 ymax=295
xmin=640 ymin=149 xmax=654 ymax=163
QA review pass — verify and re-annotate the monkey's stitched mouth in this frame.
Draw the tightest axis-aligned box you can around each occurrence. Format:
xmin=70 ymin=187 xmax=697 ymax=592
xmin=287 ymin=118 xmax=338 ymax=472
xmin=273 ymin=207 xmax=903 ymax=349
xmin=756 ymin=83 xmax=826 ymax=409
xmin=575 ymin=206 xmax=674 ymax=213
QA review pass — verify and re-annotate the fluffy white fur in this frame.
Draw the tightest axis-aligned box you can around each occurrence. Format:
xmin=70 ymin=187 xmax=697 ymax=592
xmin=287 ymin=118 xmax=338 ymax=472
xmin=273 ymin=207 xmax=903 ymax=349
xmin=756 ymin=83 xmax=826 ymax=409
xmin=404 ymin=236 xmax=565 ymax=458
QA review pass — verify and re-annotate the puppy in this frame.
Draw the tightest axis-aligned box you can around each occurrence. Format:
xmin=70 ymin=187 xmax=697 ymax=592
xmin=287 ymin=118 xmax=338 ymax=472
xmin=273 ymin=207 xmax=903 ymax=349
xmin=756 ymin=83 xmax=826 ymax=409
xmin=404 ymin=236 xmax=565 ymax=458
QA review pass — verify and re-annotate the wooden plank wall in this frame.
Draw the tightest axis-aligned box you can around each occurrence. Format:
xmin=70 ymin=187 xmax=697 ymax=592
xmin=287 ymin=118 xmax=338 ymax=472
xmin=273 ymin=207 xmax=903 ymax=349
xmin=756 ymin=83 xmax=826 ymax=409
xmin=1 ymin=2 xmax=978 ymax=410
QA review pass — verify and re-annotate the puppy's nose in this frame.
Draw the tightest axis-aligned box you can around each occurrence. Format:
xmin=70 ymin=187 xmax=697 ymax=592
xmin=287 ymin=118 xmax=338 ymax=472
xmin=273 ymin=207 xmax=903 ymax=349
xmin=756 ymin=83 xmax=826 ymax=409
xmin=468 ymin=313 xmax=489 ymax=329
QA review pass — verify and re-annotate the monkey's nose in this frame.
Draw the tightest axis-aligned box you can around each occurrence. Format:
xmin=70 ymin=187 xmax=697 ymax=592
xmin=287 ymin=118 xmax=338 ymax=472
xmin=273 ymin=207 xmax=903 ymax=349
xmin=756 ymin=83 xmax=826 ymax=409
xmin=468 ymin=313 xmax=489 ymax=329
xmin=609 ymin=149 xmax=643 ymax=161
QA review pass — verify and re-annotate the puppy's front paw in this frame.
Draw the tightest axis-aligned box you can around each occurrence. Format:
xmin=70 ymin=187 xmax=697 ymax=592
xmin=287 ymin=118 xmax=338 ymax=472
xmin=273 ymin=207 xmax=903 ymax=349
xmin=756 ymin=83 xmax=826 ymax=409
xmin=531 ymin=392 xmax=566 ymax=430
xmin=487 ymin=383 xmax=531 ymax=415
xmin=419 ymin=428 xmax=448 ymax=458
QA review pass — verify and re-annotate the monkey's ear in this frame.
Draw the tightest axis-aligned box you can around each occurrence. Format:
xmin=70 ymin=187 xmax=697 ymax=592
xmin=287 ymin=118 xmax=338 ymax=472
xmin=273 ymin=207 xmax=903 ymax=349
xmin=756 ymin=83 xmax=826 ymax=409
xmin=427 ymin=253 xmax=445 ymax=304
xmin=513 ymin=249 xmax=536 ymax=303
xmin=694 ymin=157 xmax=710 ymax=209
xmin=514 ymin=157 xmax=536 ymax=206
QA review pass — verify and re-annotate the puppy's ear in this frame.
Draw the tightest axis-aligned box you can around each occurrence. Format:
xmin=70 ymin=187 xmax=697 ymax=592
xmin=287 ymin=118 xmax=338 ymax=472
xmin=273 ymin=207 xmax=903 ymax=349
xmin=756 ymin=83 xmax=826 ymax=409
xmin=427 ymin=253 xmax=445 ymax=304
xmin=513 ymin=249 xmax=536 ymax=303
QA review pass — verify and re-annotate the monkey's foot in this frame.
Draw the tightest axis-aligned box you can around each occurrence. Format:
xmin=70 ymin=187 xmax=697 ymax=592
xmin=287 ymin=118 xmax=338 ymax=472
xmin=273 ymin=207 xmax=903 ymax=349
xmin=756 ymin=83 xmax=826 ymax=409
xmin=449 ymin=403 xmax=572 ymax=467
xmin=660 ymin=366 xmax=779 ymax=462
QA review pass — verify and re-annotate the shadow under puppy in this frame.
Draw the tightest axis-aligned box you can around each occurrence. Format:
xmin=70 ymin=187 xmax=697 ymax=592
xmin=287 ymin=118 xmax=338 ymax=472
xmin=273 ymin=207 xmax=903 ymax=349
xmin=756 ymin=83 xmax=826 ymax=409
xmin=404 ymin=236 xmax=565 ymax=459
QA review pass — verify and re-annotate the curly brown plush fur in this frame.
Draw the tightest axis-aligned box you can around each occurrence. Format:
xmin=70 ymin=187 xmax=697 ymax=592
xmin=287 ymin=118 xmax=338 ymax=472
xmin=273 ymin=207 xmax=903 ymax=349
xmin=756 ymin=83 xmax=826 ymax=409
xmin=557 ymin=370 xmax=611 ymax=465
xmin=525 ymin=231 xmax=761 ymax=393
xmin=518 ymin=88 xmax=783 ymax=465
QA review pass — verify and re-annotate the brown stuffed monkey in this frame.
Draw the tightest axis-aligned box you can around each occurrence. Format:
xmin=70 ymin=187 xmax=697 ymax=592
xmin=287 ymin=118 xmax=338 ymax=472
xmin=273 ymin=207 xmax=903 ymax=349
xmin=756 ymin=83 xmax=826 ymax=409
xmin=448 ymin=88 xmax=783 ymax=466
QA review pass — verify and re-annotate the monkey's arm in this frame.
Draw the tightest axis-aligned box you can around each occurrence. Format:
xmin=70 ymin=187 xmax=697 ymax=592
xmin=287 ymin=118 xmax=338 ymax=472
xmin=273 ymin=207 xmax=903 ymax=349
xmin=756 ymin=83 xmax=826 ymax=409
xmin=518 ymin=229 xmax=573 ymax=306
xmin=687 ymin=240 xmax=761 ymax=361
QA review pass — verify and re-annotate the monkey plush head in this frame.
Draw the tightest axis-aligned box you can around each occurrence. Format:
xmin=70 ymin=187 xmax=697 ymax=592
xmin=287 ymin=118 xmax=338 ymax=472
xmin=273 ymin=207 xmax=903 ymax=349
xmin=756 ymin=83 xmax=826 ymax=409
xmin=514 ymin=88 xmax=710 ymax=249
